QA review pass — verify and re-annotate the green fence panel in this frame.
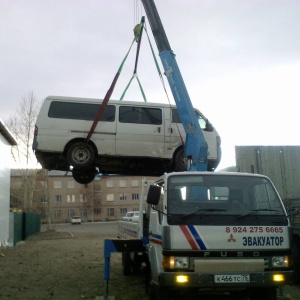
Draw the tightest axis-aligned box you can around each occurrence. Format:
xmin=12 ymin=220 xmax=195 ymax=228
xmin=12 ymin=212 xmax=41 ymax=245
xmin=13 ymin=213 xmax=23 ymax=246
xmin=25 ymin=213 xmax=41 ymax=239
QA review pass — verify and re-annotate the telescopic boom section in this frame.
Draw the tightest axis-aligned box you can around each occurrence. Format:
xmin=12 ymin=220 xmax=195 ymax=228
xmin=141 ymin=0 xmax=208 ymax=171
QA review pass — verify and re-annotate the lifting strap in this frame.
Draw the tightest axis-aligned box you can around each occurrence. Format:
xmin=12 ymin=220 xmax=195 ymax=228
xmin=85 ymin=18 xmax=144 ymax=144
xmin=120 ymin=17 xmax=146 ymax=101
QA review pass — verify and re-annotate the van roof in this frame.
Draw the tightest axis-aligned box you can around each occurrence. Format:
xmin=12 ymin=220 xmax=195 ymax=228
xmin=45 ymin=95 xmax=178 ymax=109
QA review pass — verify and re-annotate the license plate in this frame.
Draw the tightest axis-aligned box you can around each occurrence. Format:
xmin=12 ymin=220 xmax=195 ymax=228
xmin=214 ymin=274 xmax=250 ymax=283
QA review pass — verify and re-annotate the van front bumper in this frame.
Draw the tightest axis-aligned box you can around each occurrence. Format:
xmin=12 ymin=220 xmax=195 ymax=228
xmin=157 ymin=271 xmax=294 ymax=288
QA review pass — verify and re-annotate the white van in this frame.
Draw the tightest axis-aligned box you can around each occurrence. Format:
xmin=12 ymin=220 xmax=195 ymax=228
xmin=33 ymin=96 xmax=221 ymax=184
xmin=121 ymin=211 xmax=140 ymax=222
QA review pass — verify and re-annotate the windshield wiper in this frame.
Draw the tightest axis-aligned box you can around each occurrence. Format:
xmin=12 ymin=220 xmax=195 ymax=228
xmin=238 ymin=209 xmax=280 ymax=219
xmin=181 ymin=208 xmax=227 ymax=219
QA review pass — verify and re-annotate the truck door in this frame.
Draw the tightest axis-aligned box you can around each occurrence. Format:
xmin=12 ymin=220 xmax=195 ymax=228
xmin=116 ymin=104 xmax=165 ymax=157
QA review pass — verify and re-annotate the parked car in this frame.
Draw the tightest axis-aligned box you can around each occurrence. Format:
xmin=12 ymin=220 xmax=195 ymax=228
xmin=122 ymin=211 xmax=140 ymax=222
xmin=70 ymin=216 xmax=81 ymax=225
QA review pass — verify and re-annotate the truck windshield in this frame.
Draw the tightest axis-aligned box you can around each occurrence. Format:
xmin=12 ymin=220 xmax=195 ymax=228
xmin=167 ymin=174 xmax=286 ymax=226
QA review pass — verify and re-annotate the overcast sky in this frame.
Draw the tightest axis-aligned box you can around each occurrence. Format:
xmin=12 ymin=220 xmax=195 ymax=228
xmin=1 ymin=0 xmax=300 ymax=170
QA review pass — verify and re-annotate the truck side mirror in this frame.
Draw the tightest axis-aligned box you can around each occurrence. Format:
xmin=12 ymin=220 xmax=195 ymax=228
xmin=288 ymin=208 xmax=299 ymax=217
xmin=147 ymin=185 xmax=161 ymax=205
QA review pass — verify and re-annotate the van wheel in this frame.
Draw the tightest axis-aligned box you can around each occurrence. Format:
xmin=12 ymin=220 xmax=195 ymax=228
xmin=72 ymin=169 xmax=96 ymax=184
xmin=174 ymin=148 xmax=187 ymax=171
xmin=67 ymin=142 xmax=95 ymax=169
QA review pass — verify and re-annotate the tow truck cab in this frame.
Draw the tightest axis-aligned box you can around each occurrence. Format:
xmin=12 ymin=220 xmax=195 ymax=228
xmin=145 ymin=171 xmax=294 ymax=299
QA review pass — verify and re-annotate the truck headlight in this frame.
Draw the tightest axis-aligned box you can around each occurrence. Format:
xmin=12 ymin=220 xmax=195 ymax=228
xmin=163 ymin=256 xmax=189 ymax=270
xmin=272 ymin=256 xmax=288 ymax=268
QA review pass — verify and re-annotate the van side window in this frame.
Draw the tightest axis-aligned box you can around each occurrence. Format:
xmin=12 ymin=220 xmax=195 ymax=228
xmin=48 ymin=101 xmax=115 ymax=122
xmin=172 ymin=109 xmax=211 ymax=131
xmin=119 ymin=106 xmax=162 ymax=125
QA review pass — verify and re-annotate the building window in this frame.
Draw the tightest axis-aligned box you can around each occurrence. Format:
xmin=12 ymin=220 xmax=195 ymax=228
xmin=120 ymin=194 xmax=127 ymax=200
xmin=54 ymin=181 xmax=62 ymax=188
xmin=41 ymin=196 xmax=48 ymax=203
xmin=67 ymin=181 xmax=75 ymax=188
xmin=81 ymin=209 xmax=87 ymax=217
xmin=106 ymin=180 xmax=114 ymax=188
xmin=132 ymin=193 xmax=139 ymax=200
xmin=119 ymin=180 xmax=127 ymax=187
xmin=80 ymin=194 xmax=87 ymax=202
xmin=94 ymin=184 xmax=101 ymax=191
xmin=54 ymin=210 xmax=62 ymax=218
xmin=107 ymin=208 xmax=114 ymax=216
xmin=107 ymin=194 xmax=114 ymax=201
xmin=94 ymin=191 xmax=101 ymax=200
xmin=41 ymin=211 xmax=47 ymax=218
xmin=54 ymin=195 xmax=62 ymax=203
xmin=67 ymin=195 xmax=75 ymax=202
xmin=68 ymin=210 xmax=75 ymax=217
xmin=14 ymin=181 xmax=23 ymax=188
xmin=120 ymin=208 xmax=127 ymax=215
xmin=94 ymin=208 xmax=101 ymax=215
xmin=132 ymin=179 xmax=139 ymax=187
xmin=11 ymin=197 xmax=21 ymax=205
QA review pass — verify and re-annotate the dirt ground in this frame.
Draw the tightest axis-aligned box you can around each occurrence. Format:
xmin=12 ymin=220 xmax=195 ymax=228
xmin=0 ymin=230 xmax=148 ymax=300
xmin=1 ymin=230 xmax=300 ymax=300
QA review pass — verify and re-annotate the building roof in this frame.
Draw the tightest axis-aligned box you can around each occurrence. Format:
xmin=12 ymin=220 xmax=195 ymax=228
xmin=0 ymin=119 xmax=17 ymax=146
xmin=11 ymin=169 xmax=72 ymax=177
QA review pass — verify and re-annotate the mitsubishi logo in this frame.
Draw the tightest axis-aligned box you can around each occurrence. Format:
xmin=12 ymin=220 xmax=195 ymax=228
xmin=228 ymin=234 xmax=236 ymax=242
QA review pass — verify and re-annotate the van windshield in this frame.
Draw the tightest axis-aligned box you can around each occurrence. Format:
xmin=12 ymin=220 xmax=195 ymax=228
xmin=167 ymin=174 xmax=287 ymax=226
xmin=172 ymin=109 xmax=211 ymax=131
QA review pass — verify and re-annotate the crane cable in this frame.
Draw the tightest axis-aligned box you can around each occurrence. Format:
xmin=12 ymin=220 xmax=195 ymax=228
xmin=143 ymin=25 xmax=185 ymax=146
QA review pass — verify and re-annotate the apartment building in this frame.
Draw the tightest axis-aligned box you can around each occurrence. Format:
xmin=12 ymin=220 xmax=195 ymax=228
xmin=10 ymin=169 xmax=156 ymax=223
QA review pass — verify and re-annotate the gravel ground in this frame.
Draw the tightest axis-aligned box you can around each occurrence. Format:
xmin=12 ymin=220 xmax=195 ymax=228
xmin=0 ymin=230 xmax=147 ymax=300
xmin=0 ymin=229 xmax=299 ymax=300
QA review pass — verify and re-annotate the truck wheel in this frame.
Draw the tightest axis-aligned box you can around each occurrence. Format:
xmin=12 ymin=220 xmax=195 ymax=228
xmin=147 ymin=272 xmax=170 ymax=300
xmin=122 ymin=252 xmax=132 ymax=276
xmin=67 ymin=142 xmax=95 ymax=169
xmin=250 ymin=287 xmax=277 ymax=300
xmin=173 ymin=148 xmax=187 ymax=171
xmin=152 ymin=285 xmax=169 ymax=300
xmin=293 ymin=235 xmax=300 ymax=284
xmin=72 ymin=169 xmax=96 ymax=184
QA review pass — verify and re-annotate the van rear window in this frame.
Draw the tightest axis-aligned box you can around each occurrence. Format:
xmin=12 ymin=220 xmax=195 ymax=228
xmin=119 ymin=106 xmax=162 ymax=125
xmin=48 ymin=101 xmax=115 ymax=121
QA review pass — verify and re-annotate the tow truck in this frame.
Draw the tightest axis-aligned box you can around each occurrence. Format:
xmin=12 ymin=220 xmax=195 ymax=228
xmin=103 ymin=1 xmax=294 ymax=299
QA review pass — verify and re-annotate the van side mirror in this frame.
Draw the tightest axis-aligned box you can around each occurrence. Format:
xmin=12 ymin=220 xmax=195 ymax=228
xmin=205 ymin=120 xmax=214 ymax=132
xmin=147 ymin=185 xmax=161 ymax=205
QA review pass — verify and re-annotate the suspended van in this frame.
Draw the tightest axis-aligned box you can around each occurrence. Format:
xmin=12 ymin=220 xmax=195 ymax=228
xmin=33 ymin=96 xmax=221 ymax=184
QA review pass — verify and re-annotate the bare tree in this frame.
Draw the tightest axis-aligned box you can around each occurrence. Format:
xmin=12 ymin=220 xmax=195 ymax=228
xmin=7 ymin=91 xmax=42 ymax=212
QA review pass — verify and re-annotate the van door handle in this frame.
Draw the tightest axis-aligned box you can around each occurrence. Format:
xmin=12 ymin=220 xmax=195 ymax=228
xmin=157 ymin=127 xmax=161 ymax=133
xmin=169 ymin=128 xmax=173 ymax=133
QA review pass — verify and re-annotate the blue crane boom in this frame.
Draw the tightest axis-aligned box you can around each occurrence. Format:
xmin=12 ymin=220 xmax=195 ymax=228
xmin=141 ymin=0 xmax=208 ymax=171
